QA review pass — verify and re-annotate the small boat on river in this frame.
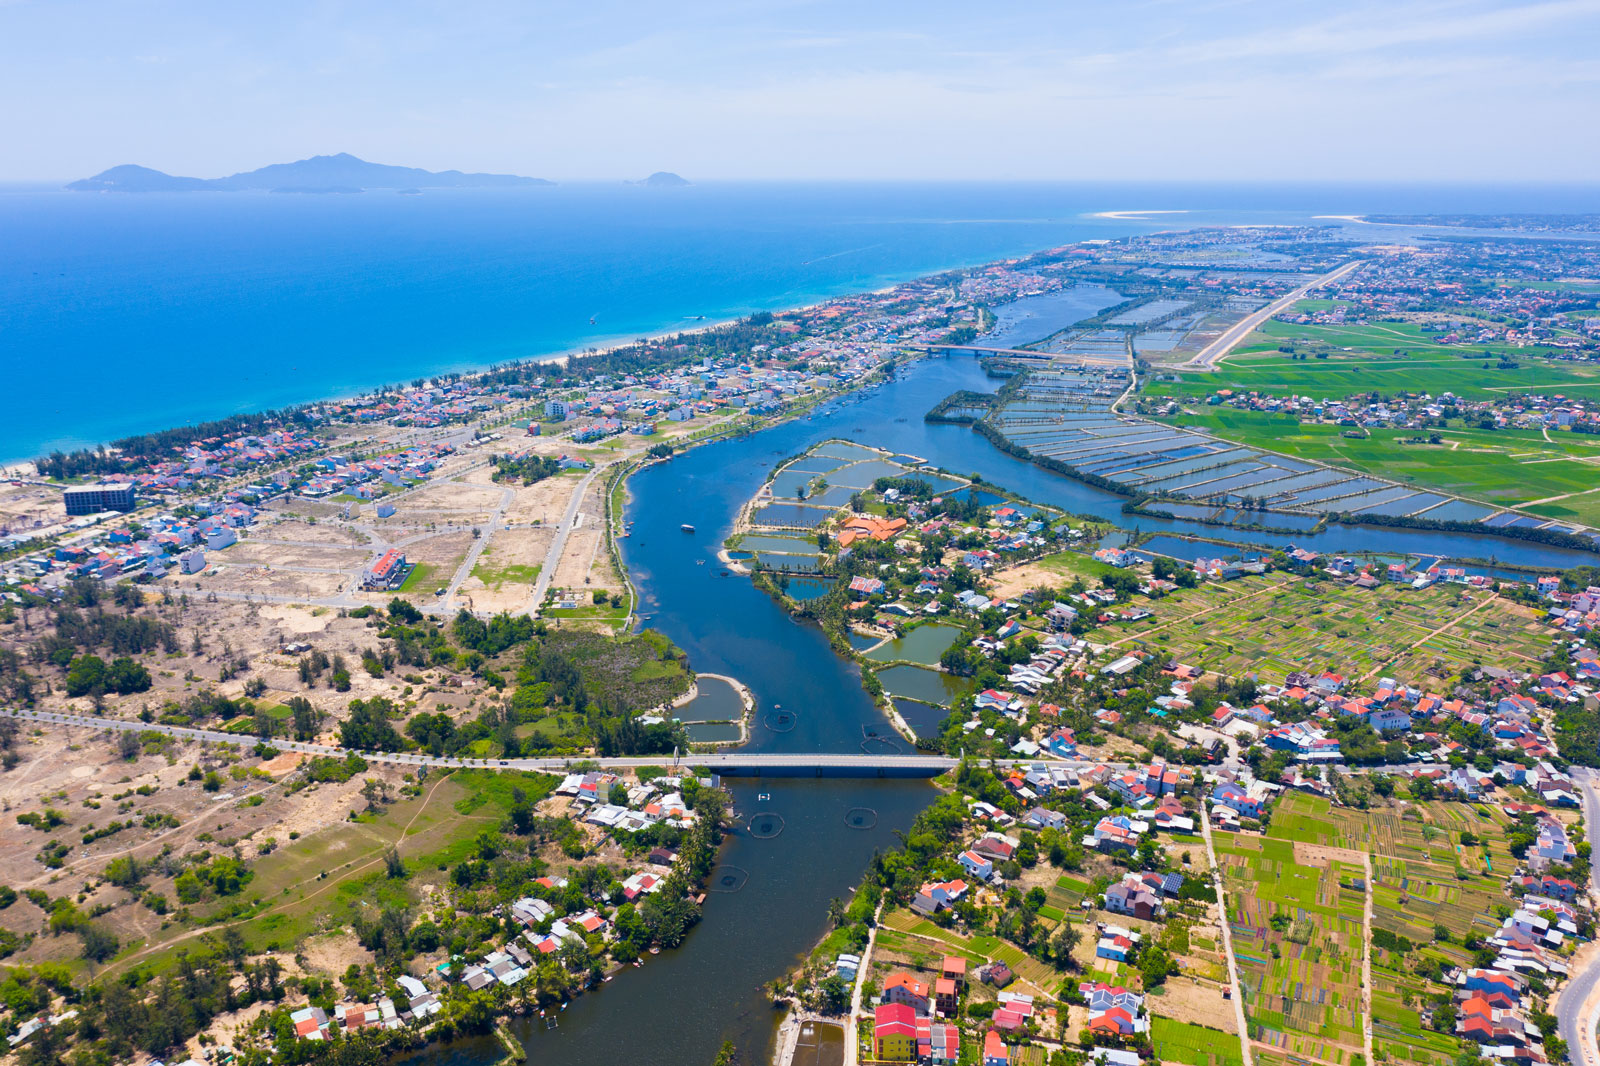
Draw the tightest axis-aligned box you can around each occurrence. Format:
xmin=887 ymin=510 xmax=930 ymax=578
xmin=681 ymin=523 xmax=695 ymax=533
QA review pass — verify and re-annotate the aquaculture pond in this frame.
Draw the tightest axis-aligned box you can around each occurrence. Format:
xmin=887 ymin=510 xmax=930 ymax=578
xmin=784 ymin=576 xmax=839 ymax=602
xmin=676 ymin=677 xmax=745 ymax=723
xmin=686 ymin=722 xmax=743 ymax=743
xmin=893 ymin=697 xmax=951 ymax=741
xmin=875 ymin=664 xmax=972 ymax=706
xmin=749 ymin=503 xmax=833 ymax=528
xmin=737 ymin=533 xmax=819 ymax=554
xmin=864 ymin=623 xmax=965 ymax=665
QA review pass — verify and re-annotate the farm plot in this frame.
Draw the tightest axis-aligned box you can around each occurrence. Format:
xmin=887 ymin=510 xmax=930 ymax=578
xmin=1152 ymin=1018 xmax=1245 ymax=1066
xmin=1215 ymin=832 xmax=1367 ymax=1066
xmin=1085 ymin=573 xmax=1548 ymax=684
xmin=1242 ymin=797 xmax=1519 ymax=1066
xmin=1166 ymin=322 xmax=1600 ymax=400
xmin=1151 ymin=406 xmax=1600 ymax=516
xmin=879 ymin=908 xmax=1069 ymax=994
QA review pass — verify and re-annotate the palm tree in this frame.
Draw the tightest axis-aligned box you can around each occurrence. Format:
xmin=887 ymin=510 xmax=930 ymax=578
xmin=826 ymin=896 xmax=847 ymax=927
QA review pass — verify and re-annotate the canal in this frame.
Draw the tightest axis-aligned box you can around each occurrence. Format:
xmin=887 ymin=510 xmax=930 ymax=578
xmin=420 ymin=286 xmax=1598 ymax=1066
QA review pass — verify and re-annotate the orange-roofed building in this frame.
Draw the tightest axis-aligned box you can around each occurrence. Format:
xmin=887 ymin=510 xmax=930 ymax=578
xmin=882 ymin=972 xmax=930 ymax=1013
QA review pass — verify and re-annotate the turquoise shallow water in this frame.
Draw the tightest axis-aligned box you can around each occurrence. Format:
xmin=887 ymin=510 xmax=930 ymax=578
xmin=6 ymin=179 xmax=1599 ymax=461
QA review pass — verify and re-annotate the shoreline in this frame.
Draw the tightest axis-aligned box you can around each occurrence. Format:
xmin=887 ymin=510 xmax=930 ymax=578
xmin=1091 ymin=208 xmax=1190 ymax=220
xmin=1 ymin=237 xmax=1082 ymax=470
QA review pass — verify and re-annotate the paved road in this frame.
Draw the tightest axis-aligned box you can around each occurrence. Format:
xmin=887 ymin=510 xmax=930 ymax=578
xmin=3 ymin=710 xmax=1440 ymax=781
xmin=528 ymin=462 xmax=606 ymax=616
xmin=1200 ymin=799 xmax=1255 ymax=1066
xmin=1181 ymin=260 xmax=1366 ymax=370
xmin=1558 ymin=768 xmax=1600 ymax=1066
xmin=0 ymin=708 xmax=965 ymax=775
xmin=440 ymin=483 xmax=515 ymax=613
xmin=0 ymin=708 xmax=1215 ymax=781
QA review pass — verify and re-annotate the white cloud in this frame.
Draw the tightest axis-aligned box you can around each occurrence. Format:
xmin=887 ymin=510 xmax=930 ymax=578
xmin=0 ymin=0 xmax=1597 ymax=180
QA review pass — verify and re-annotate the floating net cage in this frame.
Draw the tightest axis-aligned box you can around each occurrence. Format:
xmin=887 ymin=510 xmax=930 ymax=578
xmin=708 ymin=864 xmax=750 ymax=893
xmin=859 ymin=734 xmax=903 ymax=757
xmin=844 ymin=807 xmax=878 ymax=830
xmin=764 ymin=708 xmax=798 ymax=733
xmin=748 ymin=812 xmax=786 ymax=839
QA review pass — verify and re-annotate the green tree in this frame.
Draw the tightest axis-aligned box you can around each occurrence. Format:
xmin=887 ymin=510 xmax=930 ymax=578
xmin=78 ymin=922 xmax=119 ymax=962
xmin=64 ymin=654 xmax=109 ymax=697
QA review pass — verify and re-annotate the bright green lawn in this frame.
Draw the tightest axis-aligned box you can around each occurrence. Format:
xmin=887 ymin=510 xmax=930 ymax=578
xmin=396 ymin=562 xmax=442 ymax=594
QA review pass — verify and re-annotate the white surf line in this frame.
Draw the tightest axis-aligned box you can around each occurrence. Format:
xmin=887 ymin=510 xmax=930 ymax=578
xmin=1090 ymin=209 xmax=1192 ymax=220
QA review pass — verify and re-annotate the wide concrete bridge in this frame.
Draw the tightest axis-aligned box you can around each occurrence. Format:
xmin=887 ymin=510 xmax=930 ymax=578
xmin=0 ymin=710 xmax=1009 ymax=778
xmin=914 ymin=343 xmax=1128 ymax=367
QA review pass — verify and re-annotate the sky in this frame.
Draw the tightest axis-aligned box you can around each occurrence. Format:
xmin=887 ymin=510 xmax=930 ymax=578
xmin=2 ymin=0 xmax=1598 ymax=183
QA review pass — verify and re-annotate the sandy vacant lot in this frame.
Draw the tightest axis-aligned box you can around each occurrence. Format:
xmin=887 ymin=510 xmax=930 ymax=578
xmin=254 ymin=516 xmax=374 ymax=546
xmin=397 ymin=480 xmax=506 ymax=515
xmin=217 ymin=541 xmax=372 ymax=571
xmin=0 ymin=481 xmax=64 ymax=534
xmin=503 ymin=471 xmax=583 ymax=525
xmin=197 ymin=566 xmax=352 ymax=599
xmin=457 ymin=525 xmax=555 ymax=614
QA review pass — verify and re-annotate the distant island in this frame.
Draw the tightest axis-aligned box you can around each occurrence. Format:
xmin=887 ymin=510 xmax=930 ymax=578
xmin=67 ymin=152 xmax=554 ymax=193
xmin=631 ymin=171 xmax=690 ymax=187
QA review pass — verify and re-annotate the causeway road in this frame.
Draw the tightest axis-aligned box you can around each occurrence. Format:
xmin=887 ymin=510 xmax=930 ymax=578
xmin=1181 ymin=259 xmax=1366 ymax=371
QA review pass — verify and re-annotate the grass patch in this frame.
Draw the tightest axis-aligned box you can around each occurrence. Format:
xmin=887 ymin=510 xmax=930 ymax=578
xmin=470 ymin=553 xmax=541 ymax=588
xmin=396 ymin=562 xmax=442 ymax=594
xmin=1152 ymin=1018 xmax=1245 ymax=1066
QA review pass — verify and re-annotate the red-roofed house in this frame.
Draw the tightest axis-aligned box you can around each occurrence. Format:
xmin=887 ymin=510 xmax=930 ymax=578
xmin=875 ymin=1003 xmax=918 ymax=1061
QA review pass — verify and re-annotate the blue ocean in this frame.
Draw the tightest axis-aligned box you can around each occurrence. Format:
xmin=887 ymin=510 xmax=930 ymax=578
xmin=2 ymin=180 xmax=1597 ymax=462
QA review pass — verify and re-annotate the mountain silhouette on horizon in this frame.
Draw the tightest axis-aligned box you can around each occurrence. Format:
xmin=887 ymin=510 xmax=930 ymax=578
xmin=67 ymin=153 xmax=554 ymax=192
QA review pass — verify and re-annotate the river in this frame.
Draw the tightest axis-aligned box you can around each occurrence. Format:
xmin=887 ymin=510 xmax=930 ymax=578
xmin=415 ymin=286 xmax=1597 ymax=1066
